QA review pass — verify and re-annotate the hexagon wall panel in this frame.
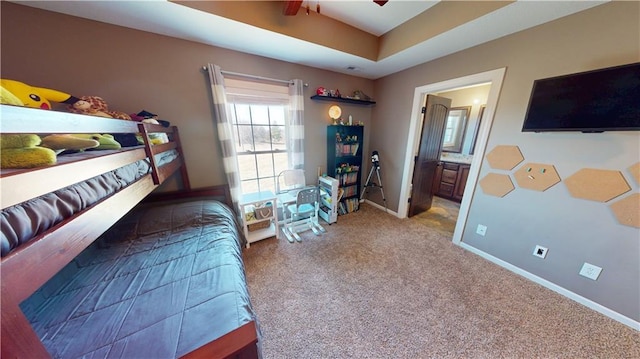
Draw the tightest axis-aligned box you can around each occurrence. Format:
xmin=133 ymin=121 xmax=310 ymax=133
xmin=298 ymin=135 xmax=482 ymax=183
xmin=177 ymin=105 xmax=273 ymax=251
xmin=609 ymin=193 xmax=640 ymax=228
xmin=514 ymin=163 xmax=561 ymax=192
xmin=628 ymin=162 xmax=640 ymax=186
xmin=486 ymin=145 xmax=524 ymax=170
xmin=479 ymin=173 xmax=515 ymax=197
xmin=565 ymin=168 xmax=631 ymax=202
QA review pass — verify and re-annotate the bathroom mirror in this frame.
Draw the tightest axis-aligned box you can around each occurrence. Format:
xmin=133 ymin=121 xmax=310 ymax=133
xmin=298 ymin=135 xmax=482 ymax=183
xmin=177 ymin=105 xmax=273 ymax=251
xmin=469 ymin=105 xmax=485 ymax=155
xmin=442 ymin=106 xmax=470 ymax=153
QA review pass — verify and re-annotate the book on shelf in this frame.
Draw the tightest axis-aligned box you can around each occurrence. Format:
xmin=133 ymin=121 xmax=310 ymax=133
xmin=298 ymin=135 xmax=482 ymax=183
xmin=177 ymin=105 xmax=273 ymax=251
xmin=342 ymin=185 xmax=357 ymax=198
xmin=337 ymin=197 xmax=360 ymax=215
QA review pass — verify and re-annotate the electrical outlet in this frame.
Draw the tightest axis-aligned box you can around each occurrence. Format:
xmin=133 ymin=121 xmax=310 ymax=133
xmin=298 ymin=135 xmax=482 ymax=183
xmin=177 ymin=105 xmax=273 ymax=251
xmin=533 ymin=245 xmax=548 ymax=259
xmin=476 ymin=224 xmax=487 ymax=236
xmin=579 ymin=262 xmax=602 ymax=280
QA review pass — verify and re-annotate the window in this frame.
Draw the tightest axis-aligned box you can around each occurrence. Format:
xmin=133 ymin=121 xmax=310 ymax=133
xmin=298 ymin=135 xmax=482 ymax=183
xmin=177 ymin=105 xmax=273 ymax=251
xmin=442 ymin=117 xmax=457 ymax=147
xmin=442 ymin=106 xmax=470 ymax=153
xmin=225 ymin=79 xmax=290 ymax=194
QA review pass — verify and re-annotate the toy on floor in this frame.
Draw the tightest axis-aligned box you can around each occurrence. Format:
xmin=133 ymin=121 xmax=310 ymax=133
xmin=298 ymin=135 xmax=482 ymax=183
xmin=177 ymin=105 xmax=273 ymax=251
xmin=0 ymin=134 xmax=57 ymax=169
xmin=0 ymin=79 xmax=79 ymax=110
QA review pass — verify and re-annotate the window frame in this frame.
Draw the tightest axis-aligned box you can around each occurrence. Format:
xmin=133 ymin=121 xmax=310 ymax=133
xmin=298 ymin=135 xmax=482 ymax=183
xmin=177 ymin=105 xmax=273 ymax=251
xmin=225 ymin=78 xmax=290 ymax=194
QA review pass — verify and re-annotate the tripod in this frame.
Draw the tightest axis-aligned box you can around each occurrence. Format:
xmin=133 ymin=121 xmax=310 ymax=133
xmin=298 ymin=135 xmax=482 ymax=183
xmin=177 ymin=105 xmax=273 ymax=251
xmin=360 ymin=151 xmax=388 ymax=212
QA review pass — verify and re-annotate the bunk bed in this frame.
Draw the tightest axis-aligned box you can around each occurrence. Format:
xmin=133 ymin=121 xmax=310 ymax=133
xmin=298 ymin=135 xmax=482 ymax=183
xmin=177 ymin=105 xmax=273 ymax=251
xmin=0 ymin=104 xmax=260 ymax=359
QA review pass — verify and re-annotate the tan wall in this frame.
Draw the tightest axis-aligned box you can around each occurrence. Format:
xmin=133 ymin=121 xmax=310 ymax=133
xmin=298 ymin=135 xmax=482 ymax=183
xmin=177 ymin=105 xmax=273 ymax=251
xmin=0 ymin=2 xmax=374 ymax=191
xmin=372 ymin=2 xmax=639 ymax=321
xmin=2 ymin=1 xmax=638 ymax=324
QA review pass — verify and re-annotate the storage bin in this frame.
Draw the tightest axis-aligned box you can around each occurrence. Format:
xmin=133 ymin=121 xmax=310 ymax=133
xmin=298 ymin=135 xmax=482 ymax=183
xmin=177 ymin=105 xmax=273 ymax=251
xmin=255 ymin=202 xmax=273 ymax=219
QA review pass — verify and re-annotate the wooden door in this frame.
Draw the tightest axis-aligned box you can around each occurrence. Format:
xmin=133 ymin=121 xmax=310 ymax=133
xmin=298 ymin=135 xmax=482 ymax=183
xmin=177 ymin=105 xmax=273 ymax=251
xmin=408 ymin=94 xmax=451 ymax=217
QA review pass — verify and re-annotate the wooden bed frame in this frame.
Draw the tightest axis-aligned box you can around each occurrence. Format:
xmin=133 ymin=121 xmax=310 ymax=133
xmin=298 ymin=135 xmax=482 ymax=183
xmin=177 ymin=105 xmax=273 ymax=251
xmin=0 ymin=105 xmax=258 ymax=359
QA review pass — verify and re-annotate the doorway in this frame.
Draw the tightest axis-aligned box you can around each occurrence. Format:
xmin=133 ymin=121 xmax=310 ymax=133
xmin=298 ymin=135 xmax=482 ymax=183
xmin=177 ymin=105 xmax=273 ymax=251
xmin=398 ymin=68 xmax=506 ymax=245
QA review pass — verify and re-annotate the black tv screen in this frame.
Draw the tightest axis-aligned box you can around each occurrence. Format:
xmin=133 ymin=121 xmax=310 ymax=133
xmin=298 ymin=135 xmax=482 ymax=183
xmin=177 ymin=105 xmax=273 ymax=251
xmin=522 ymin=62 xmax=640 ymax=132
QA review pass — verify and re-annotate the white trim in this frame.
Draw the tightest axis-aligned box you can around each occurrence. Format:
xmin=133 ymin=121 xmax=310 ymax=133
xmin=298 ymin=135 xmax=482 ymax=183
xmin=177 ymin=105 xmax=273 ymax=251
xmin=398 ymin=68 xmax=506 ymax=252
xmin=451 ymin=69 xmax=505 ymax=246
xmin=361 ymin=199 xmax=399 ymax=218
xmin=458 ymin=242 xmax=640 ymax=331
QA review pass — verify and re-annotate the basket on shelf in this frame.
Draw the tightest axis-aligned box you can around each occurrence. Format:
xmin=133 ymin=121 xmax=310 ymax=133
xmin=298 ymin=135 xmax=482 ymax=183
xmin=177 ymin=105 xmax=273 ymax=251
xmin=248 ymin=220 xmax=271 ymax=232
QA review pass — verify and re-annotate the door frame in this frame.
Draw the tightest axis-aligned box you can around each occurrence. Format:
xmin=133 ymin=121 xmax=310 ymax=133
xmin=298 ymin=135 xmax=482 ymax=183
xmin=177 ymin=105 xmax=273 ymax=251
xmin=398 ymin=67 xmax=506 ymax=245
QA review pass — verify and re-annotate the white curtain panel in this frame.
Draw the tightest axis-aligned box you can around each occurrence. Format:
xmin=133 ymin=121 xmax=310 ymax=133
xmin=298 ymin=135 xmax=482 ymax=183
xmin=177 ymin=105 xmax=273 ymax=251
xmin=206 ymin=63 xmax=242 ymax=210
xmin=288 ymin=79 xmax=305 ymax=170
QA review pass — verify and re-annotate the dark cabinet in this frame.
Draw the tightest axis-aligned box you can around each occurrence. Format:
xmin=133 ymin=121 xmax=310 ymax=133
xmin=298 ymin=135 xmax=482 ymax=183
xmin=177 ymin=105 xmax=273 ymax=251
xmin=327 ymin=125 xmax=363 ymax=214
xmin=453 ymin=164 xmax=470 ymax=201
xmin=434 ymin=161 xmax=471 ymax=202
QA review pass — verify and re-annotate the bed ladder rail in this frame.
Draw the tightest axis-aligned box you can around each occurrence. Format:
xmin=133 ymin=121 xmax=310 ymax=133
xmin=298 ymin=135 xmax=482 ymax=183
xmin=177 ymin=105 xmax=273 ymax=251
xmin=138 ymin=123 xmax=191 ymax=190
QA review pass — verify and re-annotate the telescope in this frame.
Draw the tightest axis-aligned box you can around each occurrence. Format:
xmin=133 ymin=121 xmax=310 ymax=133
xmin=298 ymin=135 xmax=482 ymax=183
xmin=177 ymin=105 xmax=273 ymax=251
xmin=371 ymin=151 xmax=380 ymax=168
xmin=361 ymin=150 xmax=387 ymax=211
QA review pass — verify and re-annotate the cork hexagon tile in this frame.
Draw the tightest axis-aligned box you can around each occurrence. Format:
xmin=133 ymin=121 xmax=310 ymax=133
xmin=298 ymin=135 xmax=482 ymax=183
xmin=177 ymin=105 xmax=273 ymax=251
xmin=485 ymin=145 xmax=524 ymax=170
xmin=628 ymin=162 xmax=640 ymax=186
xmin=514 ymin=163 xmax=561 ymax=192
xmin=609 ymin=193 xmax=640 ymax=228
xmin=479 ymin=173 xmax=515 ymax=197
xmin=564 ymin=168 xmax=631 ymax=202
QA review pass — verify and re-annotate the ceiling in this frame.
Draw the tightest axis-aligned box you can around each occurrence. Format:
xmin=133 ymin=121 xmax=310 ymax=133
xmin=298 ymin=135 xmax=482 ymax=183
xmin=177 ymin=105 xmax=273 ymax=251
xmin=13 ymin=1 xmax=607 ymax=80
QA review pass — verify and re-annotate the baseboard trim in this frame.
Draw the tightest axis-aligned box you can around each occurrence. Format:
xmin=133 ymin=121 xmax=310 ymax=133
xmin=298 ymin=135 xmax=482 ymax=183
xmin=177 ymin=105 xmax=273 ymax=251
xmin=458 ymin=242 xmax=640 ymax=331
xmin=361 ymin=199 xmax=399 ymax=217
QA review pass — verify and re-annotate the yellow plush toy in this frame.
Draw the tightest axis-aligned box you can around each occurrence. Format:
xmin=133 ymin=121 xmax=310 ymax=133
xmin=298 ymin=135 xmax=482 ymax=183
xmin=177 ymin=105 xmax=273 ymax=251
xmin=0 ymin=134 xmax=100 ymax=169
xmin=0 ymin=134 xmax=57 ymax=169
xmin=41 ymin=134 xmax=118 ymax=152
xmin=40 ymin=134 xmax=100 ymax=154
xmin=0 ymin=85 xmax=24 ymax=106
xmin=0 ymin=79 xmax=79 ymax=109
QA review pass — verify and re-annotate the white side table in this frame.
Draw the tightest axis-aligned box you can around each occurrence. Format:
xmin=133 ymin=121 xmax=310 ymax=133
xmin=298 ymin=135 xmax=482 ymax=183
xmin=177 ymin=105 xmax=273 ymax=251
xmin=239 ymin=191 xmax=279 ymax=248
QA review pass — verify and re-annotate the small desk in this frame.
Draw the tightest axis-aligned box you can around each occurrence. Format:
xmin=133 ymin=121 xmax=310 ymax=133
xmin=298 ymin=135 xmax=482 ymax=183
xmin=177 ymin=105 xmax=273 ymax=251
xmin=239 ymin=191 xmax=278 ymax=248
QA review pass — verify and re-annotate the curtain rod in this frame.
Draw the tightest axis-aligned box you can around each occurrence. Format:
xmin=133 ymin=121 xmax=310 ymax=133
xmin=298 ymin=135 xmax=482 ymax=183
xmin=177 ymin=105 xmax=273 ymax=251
xmin=202 ymin=66 xmax=308 ymax=87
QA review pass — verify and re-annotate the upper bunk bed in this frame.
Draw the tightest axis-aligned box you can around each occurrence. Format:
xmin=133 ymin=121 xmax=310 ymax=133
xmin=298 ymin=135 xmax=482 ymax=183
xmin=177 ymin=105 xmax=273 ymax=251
xmin=0 ymin=103 xmax=191 ymax=357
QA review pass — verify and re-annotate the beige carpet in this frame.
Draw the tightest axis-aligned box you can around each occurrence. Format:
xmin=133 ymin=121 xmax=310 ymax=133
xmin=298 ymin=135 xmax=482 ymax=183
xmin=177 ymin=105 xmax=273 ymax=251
xmin=243 ymin=203 xmax=639 ymax=359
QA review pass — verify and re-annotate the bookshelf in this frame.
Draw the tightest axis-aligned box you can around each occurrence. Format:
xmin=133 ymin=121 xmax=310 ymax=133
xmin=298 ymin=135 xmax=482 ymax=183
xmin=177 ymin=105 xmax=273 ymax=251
xmin=327 ymin=125 xmax=364 ymax=215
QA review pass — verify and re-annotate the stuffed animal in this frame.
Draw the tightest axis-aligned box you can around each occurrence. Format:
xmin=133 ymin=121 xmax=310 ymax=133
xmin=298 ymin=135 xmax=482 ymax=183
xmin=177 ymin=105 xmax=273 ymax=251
xmin=0 ymin=86 xmax=24 ymax=106
xmin=65 ymin=134 xmax=121 ymax=150
xmin=68 ymin=98 xmax=112 ymax=118
xmin=137 ymin=118 xmax=169 ymax=145
xmin=0 ymin=79 xmax=79 ymax=109
xmin=131 ymin=110 xmax=170 ymax=145
xmin=40 ymin=134 xmax=101 ymax=154
xmin=68 ymin=95 xmax=131 ymax=120
xmin=0 ymin=134 xmax=57 ymax=169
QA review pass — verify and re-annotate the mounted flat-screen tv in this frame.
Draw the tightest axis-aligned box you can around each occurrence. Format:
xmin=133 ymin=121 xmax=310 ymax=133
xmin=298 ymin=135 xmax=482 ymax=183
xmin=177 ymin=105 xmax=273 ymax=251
xmin=522 ymin=62 xmax=640 ymax=132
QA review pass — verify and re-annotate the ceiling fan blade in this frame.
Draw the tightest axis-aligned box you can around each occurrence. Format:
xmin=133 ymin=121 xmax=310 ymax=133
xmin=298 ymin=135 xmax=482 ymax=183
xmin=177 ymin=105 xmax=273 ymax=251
xmin=283 ymin=1 xmax=303 ymax=16
xmin=373 ymin=0 xmax=388 ymax=6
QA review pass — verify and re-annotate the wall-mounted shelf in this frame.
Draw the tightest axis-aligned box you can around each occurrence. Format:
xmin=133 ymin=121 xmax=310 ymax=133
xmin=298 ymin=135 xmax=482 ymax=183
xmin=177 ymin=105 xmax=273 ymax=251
xmin=310 ymin=95 xmax=376 ymax=106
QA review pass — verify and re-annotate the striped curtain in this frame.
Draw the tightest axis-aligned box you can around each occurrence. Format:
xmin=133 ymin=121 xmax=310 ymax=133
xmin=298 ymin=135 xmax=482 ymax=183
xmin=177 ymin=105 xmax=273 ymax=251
xmin=206 ymin=63 xmax=242 ymax=210
xmin=288 ymin=79 xmax=305 ymax=170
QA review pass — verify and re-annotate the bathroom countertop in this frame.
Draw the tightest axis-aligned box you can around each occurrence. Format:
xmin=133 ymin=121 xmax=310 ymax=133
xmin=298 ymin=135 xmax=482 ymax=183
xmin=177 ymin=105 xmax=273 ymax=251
xmin=440 ymin=153 xmax=473 ymax=165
